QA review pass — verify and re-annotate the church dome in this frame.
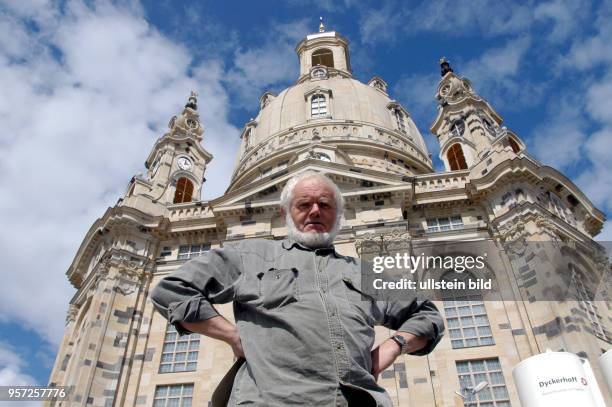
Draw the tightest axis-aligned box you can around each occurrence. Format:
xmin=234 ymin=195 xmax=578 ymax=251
xmin=228 ymin=29 xmax=433 ymax=191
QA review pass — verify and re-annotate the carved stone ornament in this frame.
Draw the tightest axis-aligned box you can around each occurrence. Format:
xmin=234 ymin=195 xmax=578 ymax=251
xmin=355 ymin=230 xmax=410 ymax=258
xmin=437 ymin=74 xmax=476 ymax=103
xmin=111 ymin=266 xmax=147 ymax=296
xmin=113 ymin=277 xmax=139 ymax=296
xmin=66 ymin=304 xmax=78 ymax=325
xmin=381 ymin=229 xmax=411 ymax=253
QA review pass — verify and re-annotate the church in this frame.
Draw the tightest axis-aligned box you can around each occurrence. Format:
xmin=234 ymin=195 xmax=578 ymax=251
xmin=47 ymin=22 xmax=610 ymax=407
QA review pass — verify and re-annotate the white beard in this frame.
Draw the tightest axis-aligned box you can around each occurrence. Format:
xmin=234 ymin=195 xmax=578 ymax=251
xmin=285 ymin=213 xmax=340 ymax=249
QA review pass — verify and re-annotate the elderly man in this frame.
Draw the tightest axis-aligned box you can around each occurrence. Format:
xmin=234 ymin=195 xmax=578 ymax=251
xmin=151 ymin=171 xmax=444 ymax=407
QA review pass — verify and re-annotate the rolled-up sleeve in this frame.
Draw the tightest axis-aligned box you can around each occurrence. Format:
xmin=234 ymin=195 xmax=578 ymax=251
xmin=382 ymin=299 xmax=445 ymax=356
xmin=150 ymin=244 xmax=243 ymax=335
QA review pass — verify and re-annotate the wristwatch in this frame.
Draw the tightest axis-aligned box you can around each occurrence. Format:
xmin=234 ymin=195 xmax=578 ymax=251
xmin=390 ymin=334 xmax=409 ymax=354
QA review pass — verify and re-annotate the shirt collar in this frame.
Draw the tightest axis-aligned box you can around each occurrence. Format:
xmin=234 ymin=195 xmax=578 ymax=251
xmin=281 ymin=237 xmax=345 ymax=258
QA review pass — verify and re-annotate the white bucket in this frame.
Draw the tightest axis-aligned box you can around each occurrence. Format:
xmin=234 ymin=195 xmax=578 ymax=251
xmin=512 ymin=351 xmax=599 ymax=406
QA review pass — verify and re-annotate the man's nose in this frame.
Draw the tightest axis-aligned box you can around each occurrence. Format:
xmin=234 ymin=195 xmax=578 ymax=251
xmin=308 ymin=203 xmax=321 ymax=217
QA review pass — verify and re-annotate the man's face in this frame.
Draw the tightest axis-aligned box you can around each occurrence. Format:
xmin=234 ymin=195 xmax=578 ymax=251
xmin=288 ymin=178 xmax=338 ymax=234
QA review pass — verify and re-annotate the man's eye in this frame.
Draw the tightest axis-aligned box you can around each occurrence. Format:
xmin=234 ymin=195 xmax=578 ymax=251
xmin=298 ymin=203 xmax=310 ymax=210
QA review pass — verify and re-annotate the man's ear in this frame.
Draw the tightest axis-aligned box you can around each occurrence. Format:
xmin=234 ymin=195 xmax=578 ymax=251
xmin=280 ymin=207 xmax=286 ymax=218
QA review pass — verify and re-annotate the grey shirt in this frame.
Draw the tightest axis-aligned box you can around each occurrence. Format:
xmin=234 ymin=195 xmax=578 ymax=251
xmin=151 ymin=238 xmax=445 ymax=407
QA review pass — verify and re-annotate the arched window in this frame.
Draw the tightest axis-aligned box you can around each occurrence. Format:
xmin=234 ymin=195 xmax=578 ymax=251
xmin=174 ymin=177 xmax=194 ymax=204
xmin=508 ymin=137 xmax=521 ymax=153
xmin=442 ymin=271 xmax=494 ymax=349
xmin=312 ymin=48 xmax=334 ymax=68
xmin=311 ymin=94 xmax=327 ymax=118
xmin=448 ymin=144 xmax=468 ymax=171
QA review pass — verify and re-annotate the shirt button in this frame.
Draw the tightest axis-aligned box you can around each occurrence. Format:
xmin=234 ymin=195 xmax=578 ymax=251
xmin=336 ymin=343 xmax=342 ymax=350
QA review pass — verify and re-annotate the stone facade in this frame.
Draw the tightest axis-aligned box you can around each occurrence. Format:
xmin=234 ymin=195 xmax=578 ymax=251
xmin=48 ymin=27 xmax=610 ymax=407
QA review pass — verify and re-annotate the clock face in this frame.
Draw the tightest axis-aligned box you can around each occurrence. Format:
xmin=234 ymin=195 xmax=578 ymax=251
xmin=177 ymin=157 xmax=192 ymax=171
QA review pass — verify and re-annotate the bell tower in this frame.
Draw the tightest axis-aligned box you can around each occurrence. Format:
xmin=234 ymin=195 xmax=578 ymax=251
xmin=430 ymin=58 xmax=526 ymax=171
xmin=295 ymin=17 xmax=352 ymax=81
xmin=124 ymin=92 xmax=213 ymax=206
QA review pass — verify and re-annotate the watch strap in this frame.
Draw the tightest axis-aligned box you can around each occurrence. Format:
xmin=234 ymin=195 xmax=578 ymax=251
xmin=391 ymin=334 xmax=408 ymax=354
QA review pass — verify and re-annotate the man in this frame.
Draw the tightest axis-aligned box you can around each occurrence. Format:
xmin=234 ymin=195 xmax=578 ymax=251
xmin=151 ymin=171 xmax=444 ymax=406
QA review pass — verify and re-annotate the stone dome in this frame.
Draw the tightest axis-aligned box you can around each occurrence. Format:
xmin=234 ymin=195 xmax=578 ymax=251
xmin=228 ymin=31 xmax=432 ymax=192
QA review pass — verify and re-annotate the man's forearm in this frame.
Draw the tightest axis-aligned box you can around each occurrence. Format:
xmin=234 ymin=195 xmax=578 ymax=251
xmin=180 ymin=316 xmax=244 ymax=357
xmin=180 ymin=316 xmax=237 ymax=342
xmin=395 ymin=332 xmax=428 ymax=354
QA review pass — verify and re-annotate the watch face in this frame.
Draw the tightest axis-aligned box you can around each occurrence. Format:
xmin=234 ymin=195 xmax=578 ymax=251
xmin=177 ymin=157 xmax=192 ymax=171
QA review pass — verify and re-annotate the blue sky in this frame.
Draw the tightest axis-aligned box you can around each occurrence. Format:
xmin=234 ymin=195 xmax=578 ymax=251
xmin=0 ymin=0 xmax=610 ymax=388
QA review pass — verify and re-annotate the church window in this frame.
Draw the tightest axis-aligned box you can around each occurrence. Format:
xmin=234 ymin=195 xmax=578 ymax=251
xmin=311 ymin=94 xmax=327 ymax=118
xmin=159 ymin=324 xmax=199 ymax=373
xmin=456 ymin=359 xmax=510 ymax=406
xmin=451 ymin=119 xmax=466 ymax=138
xmin=426 ymin=215 xmax=463 ymax=232
xmin=178 ymin=243 xmax=211 ymax=260
xmin=572 ymin=268 xmax=607 ymax=341
xmin=153 ymin=383 xmax=193 ymax=406
xmin=443 ymin=272 xmax=494 ymax=349
xmin=508 ymin=137 xmax=520 ymax=153
xmin=173 ymin=177 xmax=194 ymax=204
xmin=150 ymin=155 xmax=161 ymax=178
xmin=448 ymin=144 xmax=468 ymax=170
xmin=312 ymin=48 xmax=334 ymax=68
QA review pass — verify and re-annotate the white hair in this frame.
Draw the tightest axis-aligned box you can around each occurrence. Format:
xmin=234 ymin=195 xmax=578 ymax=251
xmin=280 ymin=170 xmax=345 ymax=248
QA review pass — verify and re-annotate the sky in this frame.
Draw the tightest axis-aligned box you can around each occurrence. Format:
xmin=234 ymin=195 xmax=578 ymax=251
xmin=0 ymin=0 xmax=611 ymax=389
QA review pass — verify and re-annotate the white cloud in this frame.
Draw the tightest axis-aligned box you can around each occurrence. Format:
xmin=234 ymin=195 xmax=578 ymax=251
xmin=284 ymin=0 xmax=357 ymax=13
xmin=531 ymin=97 xmax=588 ymax=170
xmin=359 ymin=4 xmax=402 ymax=45
xmin=556 ymin=0 xmax=612 ymax=70
xmin=575 ymin=127 xmax=612 ymax=213
xmin=595 ymin=221 xmax=612 ymax=241
xmin=391 ymin=72 xmax=440 ymax=160
xmin=460 ymin=37 xmax=543 ymax=111
xmin=534 ymin=0 xmax=592 ymax=42
xmin=409 ymin=0 xmax=533 ymax=36
xmin=0 ymin=342 xmax=37 ymax=386
xmin=586 ymin=74 xmax=612 ymax=126
xmin=0 ymin=1 xmax=238 ymax=346
xmin=225 ymin=19 xmax=308 ymax=110
xmin=358 ymin=0 xmax=533 ymax=45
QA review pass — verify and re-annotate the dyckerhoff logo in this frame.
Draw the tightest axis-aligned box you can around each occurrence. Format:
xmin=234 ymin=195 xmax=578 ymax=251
xmin=539 ymin=376 xmax=580 ymax=388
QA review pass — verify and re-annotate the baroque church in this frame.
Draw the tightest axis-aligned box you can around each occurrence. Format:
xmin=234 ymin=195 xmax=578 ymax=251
xmin=48 ymin=22 xmax=610 ymax=407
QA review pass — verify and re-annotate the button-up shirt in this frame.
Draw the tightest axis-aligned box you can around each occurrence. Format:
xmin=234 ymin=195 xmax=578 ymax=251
xmin=151 ymin=238 xmax=444 ymax=407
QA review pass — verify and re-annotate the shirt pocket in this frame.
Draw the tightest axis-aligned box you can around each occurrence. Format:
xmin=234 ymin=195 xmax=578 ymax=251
xmin=257 ymin=267 xmax=299 ymax=310
xmin=342 ymin=277 xmax=377 ymax=326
